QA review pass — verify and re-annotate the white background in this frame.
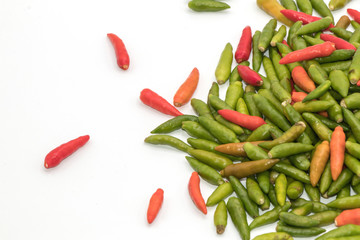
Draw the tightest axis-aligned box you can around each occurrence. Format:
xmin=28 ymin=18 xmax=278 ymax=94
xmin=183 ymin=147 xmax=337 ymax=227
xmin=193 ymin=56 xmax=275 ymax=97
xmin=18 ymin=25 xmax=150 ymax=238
xmin=0 ymin=0 xmax=358 ymax=239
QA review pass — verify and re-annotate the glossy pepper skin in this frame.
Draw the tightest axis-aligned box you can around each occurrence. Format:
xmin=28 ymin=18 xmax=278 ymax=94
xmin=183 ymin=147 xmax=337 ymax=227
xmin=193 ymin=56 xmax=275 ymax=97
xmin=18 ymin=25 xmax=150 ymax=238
xmin=107 ymin=33 xmax=130 ymax=70
xmin=257 ymin=0 xmax=294 ymax=27
xmin=235 ymin=26 xmax=252 ymax=63
xmin=147 ymin=188 xmax=164 ymax=224
xmin=44 ymin=135 xmax=90 ymax=168
xmin=188 ymin=172 xmax=207 ymax=214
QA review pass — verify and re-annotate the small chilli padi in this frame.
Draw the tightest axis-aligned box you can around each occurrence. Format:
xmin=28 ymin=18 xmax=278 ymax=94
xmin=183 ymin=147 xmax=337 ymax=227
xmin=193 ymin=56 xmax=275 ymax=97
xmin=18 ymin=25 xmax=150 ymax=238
xmin=188 ymin=172 xmax=207 ymax=214
xmin=235 ymin=26 xmax=252 ymax=63
xmin=147 ymin=188 xmax=164 ymax=224
xmin=107 ymin=33 xmax=130 ymax=70
xmin=218 ymin=109 xmax=266 ymax=131
xmin=173 ymin=67 xmax=199 ymax=107
xmin=237 ymin=65 xmax=263 ymax=86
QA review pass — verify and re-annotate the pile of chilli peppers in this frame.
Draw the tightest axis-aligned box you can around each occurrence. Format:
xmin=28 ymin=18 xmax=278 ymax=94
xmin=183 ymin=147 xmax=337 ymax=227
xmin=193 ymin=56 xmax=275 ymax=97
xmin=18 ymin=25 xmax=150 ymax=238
xmin=141 ymin=2 xmax=360 ymax=240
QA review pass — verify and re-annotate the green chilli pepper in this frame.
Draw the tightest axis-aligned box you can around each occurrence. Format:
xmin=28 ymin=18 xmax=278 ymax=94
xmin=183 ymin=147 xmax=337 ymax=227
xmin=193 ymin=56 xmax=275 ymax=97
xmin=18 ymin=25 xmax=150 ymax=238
xmin=302 ymin=80 xmax=332 ymax=102
xmin=257 ymin=171 xmax=270 ymax=194
xmin=286 ymin=180 xmax=304 ymax=200
xmin=188 ymin=0 xmax=230 ymax=12
xmin=259 ymin=121 xmax=306 ymax=150
xmin=245 ymin=124 xmax=272 ymax=142
xmin=352 ymin=175 xmax=360 ymax=186
xmin=316 ymin=224 xmax=360 ymax=240
xmin=268 ymin=143 xmax=314 ymax=158
xmin=280 ymin=0 xmax=297 ymax=10
xmin=344 ymin=153 xmax=360 ymax=177
xmin=186 ymin=156 xmax=225 ymax=186
xmin=279 ymin=212 xmax=320 ymax=227
xmin=209 ymin=94 xmax=233 ymax=111
xmin=310 ymin=0 xmax=334 ymax=23
xmin=292 ymin=35 xmax=308 ymax=50
xmin=229 ymin=61 xmax=250 ymax=84
xmin=246 ymin=177 xmax=265 ymax=205
xmin=287 ymin=21 xmax=302 ymax=47
xmin=272 ymin=161 xmax=311 ymax=184
xmin=188 ymin=149 xmax=233 ymax=171
xmin=296 ymin=0 xmax=312 ymax=14
xmin=276 ymin=42 xmax=302 ymax=72
xmin=303 ymin=35 xmax=325 ymax=46
xmin=336 ymin=184 xmax=350 ymax=199
xmin=244 ymin=91 xmax=262 ymax=118
xmin=329 ymin=70 xmax=350 ymax=98
xmin=191 ymin=98 xmax=215 ymax=120
xmin=349 ymin=28 xmax=360 ymax=44
xmin=271 ymin=25 xmax=287 ymax=47
xmin=253 ymin=232 xmax=293 ymax=240
xmin=198 ymin=116 xmax=239 ymax=144
xmin=304 ymin=183 xmax=321 ymax=202
xmin=319 ymin=92 xmax=343 ymax=123
xmin=310 ymin=211 xmax=340 ymax=227
xmin=312 ymin=113 xmax=349 ymax=131
xmin=260 ymin=194 xmax=271 ymax=211
xmin=308 ymin=64 xmax=326 ymax=85
xmin=275 ymin=173 xmax=287 ymax=206
xmin=291 ymin=202 xmax=313 ymax=216
xmin=293 ymin=100 xmax=333 ymax=113
xmin=270 ymin=47 xmax=291 ymax=93
xmin=215 ymin=42 xmax=233 ymax=85
xmin=225 ymin=81 xmax=244 ymax=109
xmin=342 ymin=107 xmax=360 ymax=143
xmin=330 ymin=27 xmax=353 ymax=40
xmin=321 ymin=60 xmax=352 ymax=73
xmin=349 ymin=48 xmax=360 ymax=85
xmin=236 ymin=98 xmax=249 ymax=115
xmin=289 ymin=153 xmax=311 ymax=171
xmin=243 ymin=142 xmax=269 ymax=160
xmin=249 ymin=201 xmax=291 ymax=230
xmin=144 ymin=134 xmax=193 ymax=152
xmin=263 ymin=56 xmax=279 ymax=83
xmin=341 ymin=93 xmax=360 ymax=109
xmin=214 ymin=201 xmax=227 ymax=234
xmin=206 ymin=182 xmax=233 ymax=206
xmin=271 ymin=81 xmax=293 ymax=104
xmin=258 ymin=89 xmax=283 ymax=113
xmin=258 ymin=19 xmax=277 ymax=52
xmin=151 ymin=115 xmax=198 ymax=134
xmin=352 ymin=20 xmax=360 ymax=29
xmin=182 ymin=121 xmax=218 ymax=142
xmin=297 ymin=16 xmax=332 ymax=35
xmin=252 ymin=30 xmax=263 ymax=72
xmin=302 ymin=112 xmax=333 ymax=141
xmin=327 ymin=195 xmax=360 ymax=209
xmin=291 ymin=198 xmax=335 ymax=212
xmin=319 ymin=162 xmax=332 ymax=194
xmin=345 ymin=141 xmax=360 ymax=160
xmin=329 ymin=0 xmax=351 ymax=10
xmin=226 ymin=197 xmax=250 ymax=240
xmin=213 ymin=113 xmax=245 ymax=136
xmin=276 ymin=223 xmax=325 ymax=237
xmin=229 ymin=176 xmax=259 ymax=218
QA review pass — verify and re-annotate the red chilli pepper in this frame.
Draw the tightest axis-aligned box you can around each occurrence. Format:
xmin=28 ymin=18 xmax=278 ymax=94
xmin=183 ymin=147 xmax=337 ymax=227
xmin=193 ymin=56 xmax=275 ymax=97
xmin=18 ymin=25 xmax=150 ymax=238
xmin=107 ymin=33 xmax=130 ymax=70
xmin=348 ymin=8 xmax=360 ymax=24
xmin=357 ymin=80 xmax=360 ymax=86
xmin=235 ymin=26 xmax=252 ymax=63
xmin=320 ymin=34 xmax=357 ymax=50
xmin=173 ymin=67 xmax=199 ymax=107
xmin=335 ymin=208 xmax=360 ymax=227
xmin=282 ymin=40 xmax=290 ymax=48
xmin=281 ymin=9 xmax=335 ymax=28
xmin=44 ymin=135 xmax=90 ymax=168
xmin=218 ymin=109 xmax=266 ymax=131
xmin=279 ymin=41 xmax=336 ymax=64
xmin=147 ymin=188 xmax=164 ymax=224
xmin=292 ymin=91 xmax=308 ymax=102
xmin=237 ymin=65 xmax=263 ymax=86
xmin=140 ymin=88 xmax=183 ymax=116
xmin=188 ymin=172 xmax=207 ymax=214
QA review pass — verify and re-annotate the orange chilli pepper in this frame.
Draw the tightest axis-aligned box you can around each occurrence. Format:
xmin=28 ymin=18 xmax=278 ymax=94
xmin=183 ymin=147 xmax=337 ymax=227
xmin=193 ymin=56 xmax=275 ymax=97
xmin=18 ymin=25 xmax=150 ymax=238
xmin=173 ymin=67 xmax=199 ymax=107
xmin=291 ymin=66 xmax=316 ymax=93
xmin=317 ymin=111 xmax=329 ymax=118
xmin=107 ymin=33 xmax=130 ymax=70
xmin=188 ymin=172 xmax=207 ymax=214
xmin=330 ymin=126 xmax=346 ymax=181
xmin=291 ymin=91 xmax=308 ymax=103
xmin=310 ymin=140 xmax=330 ymax=187
xmin=44 ymin=135 xmax=90 ymax=168
xmin=147 ymin=188 xmax=164 ymax=224
xmin=335 ymin=208 xmax=360 ymax=226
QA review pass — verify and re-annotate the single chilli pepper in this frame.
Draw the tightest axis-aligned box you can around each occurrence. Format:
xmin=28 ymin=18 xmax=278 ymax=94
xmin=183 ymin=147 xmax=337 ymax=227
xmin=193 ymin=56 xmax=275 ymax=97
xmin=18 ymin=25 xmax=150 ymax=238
xmin=276 ymin=223 xmax=325 ymax=237
xmin=236 ymin=98 xmax=249 ymax=115
xmin=151 ymin=115 xmax=198 ymax=134
xmin=44 ymin=135 xmax=90 ymax=168
xmin=336 ymin=15 xmax=351 ymax=29
xmin=188 ymin=172 xmax=207 ymax=214
xmin=258 ymin=19 xmax=278 ymax=52
xmin=227 ymin=197 xmax=250 ymax=240
xmin=344 ymin=153 xmax=360 ymax=178
xmin=349 ymin=48 xmax=360 ymax=85
xmin=327 ymin=195 xmax=360 ymax=209
xmin=263 ymin=56 xmax=279 ymax=82
xmin=182 ymin=121 xmax=218 ymax=142
xmin=259 ymin=121 xmax=306 ymax=150
xmin=326 ymin=168 xmax=353 ymax=197
xmin=206 ymin=182 xmax=233 ymax=207
xmin=253 ymin=232 xmax=293 ymax=240
xmin=279 ymin=41 xmax=336 ymax=64
xmin=173 ymin=67 xmax=199 ymax=107
xmin=256 ymin=0 xmax=294 ymax=27
xmin=198 ymin=116 xmax=239 ymax=144
xmin=249 ymin=202 xmax=291 ymax=230
xmin=191 ymin=98 xmax=214 ymax=120
xmin=214 ymin=201 xmax=227 ymax=234
xmin=268 ymin=143 xmax=314 ymax=158
xmin=245 ymin=124 xmax=272 ymax=142
xmin=215 ymin=43 xmax=233 ymax=85
xmin=335 ymin=208 xmax=360 ymax=227
xmin=280 ymin=0 xmax=297 ymax=10
xmin=329 ymin=70 xmax=349 ymax=98
xmin=246 ymin=177 xmax=265 ymax=205
xmin=291 ymin=198 xmax=334 ymax=212
xmin=186 ymin=156 xmax=225 ymax=186
xmin=220 ymin=158 xmax=280 ymax=179
xmin=310 ymin=210 xmax=340 ymax=227
xmin=348 ymin=8 xmax=360 ymax=24
xmin=287 ymin=180 xmax=304 ymax=199
xmin=268 ymin=183 xmax=279 ymax=206
xmin=271 ymin=25 xmax=287 ymax=47
xmin=346 ymin=141 xmax=360 ymax=160
xmin=257 ymin=170 xmax=270 ymax=194
xmin=308 ymin=64 xmax=326 ymax=85
xmin=289 ymin=153 xmax=311 ymax=171
xmin=310 ymin=140 xmax=330 ymax=187
xmin=329 ymin=0 xmax=350 ymax=10
xmin=279 ymin=212 xmax=320 ymax=227
xmin=140 ymin=88 xmax=183 ymax=116
xmin=319 ymin=162 xmax=332 ymax=194
xmin=271 ymin=80 xmax=292 ymax=104
xmin=188 ymin=149 xmax=232 ymax=171
xmin=217 ymin=109 xmax=266 ymax=131
xmin=292 ymin=91 xmax=307 ymax=103
xmin=342 ymin=107 xmax=360 ymax=143
xmin=291 ymin=202 xmax=313 ymax=215
xmin=320 ymin=34 xmax=356 ymax=50
xmin=302 ymin=112 xmax=333 ymax=141
xmin=320 ymin=60 xmax=352 ymax=73
xmin=252 ymin=30 xmax=263 ymax=72
xmin=281 ymin=9 xmax=334 ymax=26
xmin=188 ymin=0 xmax=230 ymax=12
xmin=269 ymin=47 xmax=292 ymax=93
xmin=214 ymin=141 xmax=265 ymax=157
xmin=258 ymin=89 xmax=283 ymax=113
xmin=310 ymin=0 xmax=334 ymax=23
xmin=296 ymin=0 xmax=312 ymax=14
xmin=330 ymin=27 xmax=352 ymax=41
xmin=302 ymin=80 xmax=332 ymax=102
xmin=304 ymin=35 xmax=325 ymax=46
xmin=144 ymin=134 xmax=193 ymax=153
xmin=275 ymin=173 xmax=287 ymax=206
xmin=107 ymin=33 xmax=129 ymax=70
xmin=305 ymin=183 xmax=321 ymax=202
xmin=319 ymin=92 xmax=343 ymax=123
xmin=291 ymin=65 xmax=316 ymax=92
xmin=296 ymin=16 xmax=332 ymax=35
xmin=314 ymin=49 xmax=355 ymax=64
xmin=316 ymin=224 xmax=360 ymax=240
xmin=209 ymin=94 xmax=233 ymax=111
xmin=225 ymin=81 xmax=243 ymax=109
xmin=244 ymin=90 xmax=262 ymax=117
xmin=330 ymin=126 xmax=346 ymax=181
xmin=272 ymin=161 xmax=311 ymax=184
xmin=235 ymin=26 xmax=252 ymax=63
xmin=237 ymin=65 xmax=263 ymax=86
xmin=352 ymin=175 xmax=360 ymax=186
xmin=147 ymin=188 xmax=164 ymax=224
xmin=294 ymin=100 xmax=333 ymax=113
xmin=229 ymin=176 xmax=259 ymax=218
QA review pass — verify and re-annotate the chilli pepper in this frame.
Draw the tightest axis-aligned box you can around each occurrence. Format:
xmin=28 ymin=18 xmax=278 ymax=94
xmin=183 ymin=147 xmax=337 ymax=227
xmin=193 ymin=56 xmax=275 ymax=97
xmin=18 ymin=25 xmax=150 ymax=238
xmin=348 ymin=8 xmax=360 ymax=24
xmin=280 ymin=0 xmax=297 ymax=11
xmin=296 ymin=16 xmax=333 ymax=35
xmin=329 ymin=0 xmax=351 ymax=11
xmin=44 ymin=135 xmax=90 ymax=168
xmin=256 ymin=0 xmax=294 ymax=26
xmin=349 ymin=48 xmax=360 ymax=85
xmin=330 ymin=126 xmax=346 ymax=181
xmin=249 ymin=202 xmax=291 ymax=230
xmin=280 ymin=41 xmax=336 ymax=64
xmin=344 ymin=153 xmax=360 ymax=178
xmin=198 ymin=116 xmax=239 ymax=144
xmin=304 ymin=35 xmax=325 ymax=46
xmin=326 ymin=168 xmax=353 ymax=197
xmin=140 ymin=88 xmax=183 ymax=116
xmin=319 ymin=162 xmax=333 ymax=194
xmin=214 ymin=141 xmax=265 ymax=157
xmin=227 ymin=197 xmax=250 ymax=240
xmin=237 ymin=65 xmax=263 ymax=86
xmin=268 ymin=143 xmax=314 ymax=158
xmin=215 ymin=43 xmax=233 ymax=85
xmin=217 ymin=109 xmax=266 ymax=131
xmin=173 ymin=67 xmax=199 ymax=107
xmin=316 ymin=224 xmax=360 ymax=240
xmin=293 ymin=100 xmax=333 ymax=113
xmin=335 ymin=208 xmax=360 ymax=227
xmin=151 ymin=115 xmax=198 ymax=134
xmin=291 ymin=202 xmax=313 ymax=215
xmin=302 ymin=80 xmax=332 ymax=102
xmin=186 ymin=156 xmax=225 ymax=186
xmin=275 ymin=173 xmax=287 ymax=206
xmin=296 ymin=0 xmax=313 ymax=14
xmin=147 ymin=188 xmax=164 ymax=224
xmin=252 ymin=30 xmax=263 ymax=72
xmin=182 ymin=121 xmax=218 ymax=142
xmin=258 ymin=19 xmax=278 ymax=52
xmin=246 ymin=177 xmax=265 ymax=205
xmin=235 ymin=26 xmax=252 ymax=63
xmin=188 ymin=0 xmax=230 ymax=12
xmin=287 ymin=180 xmax=304 ymax=199
xmin=330 ymin=27 xmax=352 ymax=41
xmin=310 ymin=140 xmax=330 ymax=187
xmin=253 ymin=232 xmax=293 ymax=240
xmin=281 ymin=9 xmax=335 ymax=27
xmin=320 ymin=34 xmax=357 ymax=50
xmin=302 ymin=112 xmax=333 ymax=141
xmin=336 ymin=15 xmax=351 ymax=29
xmin=327 ymin=195 xmax=360 ymax=209
xmin=342 ymin=107 xmax=360 ymax=143
xmin=206 ymin=182 xmax=233 ymax=206
xmin=310 ymin=210 xmax=340 ymax=227
xmin=292 ymin=91 xmax=308 ymax=102
xmin=276 ymin=224 xmax=325 ymax=237
xmin=272 ymin=161 xmax=311 ymax=184
xmin=188 ymin=172 xmax=207 ymax=214
xmin=310 ymin=0 xmax=334 ymax=23
xmin=271 ymin=25 xmax=287 ymax=47
xmin=279 ymin=212 xmax=320 ymax=227
xmin=314 ymin=49 xmax=355 ymax=64
xmin=188 ymin=149 xmax=232 ymax=171
xmin=329 ymin=70 xmax=349 ymax=98
xmin=214 ymin=201 xmax=227 ymax=234
xmin=225 ymin=81 xmax=244 ymax=109
xmin=345 ymin=141 xmax=360 ymax=160
xmin=107 ymin=33 xmax=129 ymax=70
xmin=144 ymin=134 xmax=193 ymax=153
